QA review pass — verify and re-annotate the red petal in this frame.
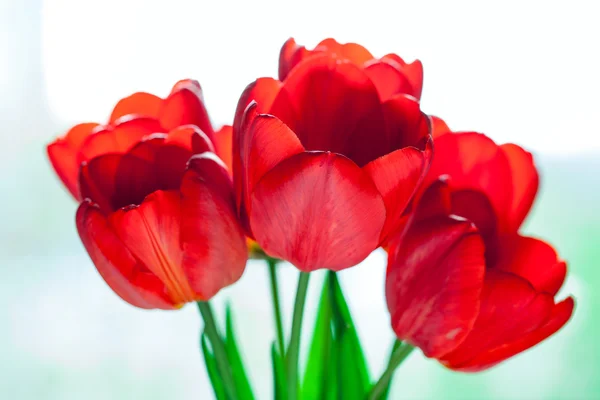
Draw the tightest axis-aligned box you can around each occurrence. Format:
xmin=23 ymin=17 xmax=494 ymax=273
xmin=493 ymin=235 xmax=567 ymax=295
xmin=500 ymin=143 xmax=539 ymax=232
xmin=425 ymin=132 xmax=513 ymax=233
xmin=451 ymin=189 xmax=498 ymax=244
xmin=441 ymin=270 xmax=555 ymax=369
xmin=79 ymin=154 xmax=122 ymax=212
xmin=76 ymin=200 xmax=174 ymax=309
xmin=382 ymin=54 xmax=406 ymax=66
xmin=165 ymin=124 xmax=214 ymax=154
xmin=241 ymin=113 xmax=305 ymax=213
xmin=364 ymin=60 xmax=414 ymax=101
xmin=412 ymin=177 xmax=453 ymax=222
xmin=232 ymin=79 xmax=283 ymax=196
xmin=109 ymin=190 xmax=197 ymax=305
xmin=179 ymin=160 xmax=247 ymax=300
xmin=109 ymin=92 xmax=163 ymax=123
xmin=279 ymin=37 xmax=310 ymax=81
xmin=430 ymin=115 xmax=451 ymax=138
xmin=79 ymin=116 xmax=163 ymax=162
xmin=382 ymin=55 xmax=424 ymax=99
xmin=401 ymin=60 xmax=424 ymax=99
xmin=213 ymin=125 xmax=233 ymax=172
xmin=316 ymin=38 xmax=374 ymax=65
xmin=249 ymin=152 xmax=385 ymax=271
xmin=363 ymin=139 xmax=432 ymax=242
xmin=270 ymin=55 xmax=384 ymax=166
xmin=233 ymin=78 xmax=282 ymax=133
xmin=160 ymin=79 xmax=214 ymax=141
xmin=382 ymin=94 xmax=430 ymax=152
xmin=453 ymin=297 xmax=574 ymax=371
xmin=47 ymin=123 xmax=99 ymax=200
xmin=187 ymin=153 xmax=235 ymax=205
xmin=386 ymin=215 xmax=485 ymax=358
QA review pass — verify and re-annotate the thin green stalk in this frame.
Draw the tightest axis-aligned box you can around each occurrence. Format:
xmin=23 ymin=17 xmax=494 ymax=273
xmin=368 ymin=341 xmax=415 ymax=400
xmin=286 ymin=272 xmax=311 ymax=400
xmin=267 ymin=258 xmax=286 ymax=357
xmin=197 ymin=302 xmax=237 ymax=400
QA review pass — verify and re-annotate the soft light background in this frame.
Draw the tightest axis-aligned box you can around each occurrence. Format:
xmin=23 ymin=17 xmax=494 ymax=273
xmin=1 ymin=0 xmax=598 ymax=399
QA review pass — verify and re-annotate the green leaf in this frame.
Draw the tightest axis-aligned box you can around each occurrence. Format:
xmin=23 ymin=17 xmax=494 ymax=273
xmin=328 ymin=271 xmax=371 ymax=398
xmin=200 ymin=333 xmax=227 ymax=400
xmin=302 ymin=275 xmax=335 ymax=400
xmin=271 ymin=342 xmax=288 ymax=400
xmin=380 ymin=340 xmax=402 ymax=400
xmin=225 ymin=304 xmax=255 ymax=400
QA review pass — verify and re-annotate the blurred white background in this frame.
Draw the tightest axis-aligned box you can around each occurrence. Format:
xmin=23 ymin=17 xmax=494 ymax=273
xmin=1 ymin=0 xmax=599 ymax=399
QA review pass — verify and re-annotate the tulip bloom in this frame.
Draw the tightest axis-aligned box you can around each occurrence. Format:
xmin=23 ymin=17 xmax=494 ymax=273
xmin=279 ymin=38 xmax=423 ymax=100
xmin=232 ymin=41 xmax=433 ymax=272
xmin=47 ymin=81 xmax=247 ymax=309
xmin=386 ymin=127 xmax=574 ymax=371
xmin=47 ymin=79 xmax=233 ymax=200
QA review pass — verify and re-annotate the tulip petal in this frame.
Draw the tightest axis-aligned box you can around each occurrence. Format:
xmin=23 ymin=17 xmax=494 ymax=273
xmin=78 ymin=116 xmax=163 ymax=162
xmin=79 ymin=154 xmax=122 ymax=212
xmin=363 ymin=139 xmax=432 ymax=242
xmin=213 ymin=125 xmax=234 ymax=172
xmin=250 ymin=152 xmax=385 ymax=271
xmin=451 ymin=297 xmax=574 ymax=371
xmin=165 ymin=124 xmax=214 ymax=154
xmin=426 ymin=132 xmax=513 ymax=233
xmin=500 ymin=143 xmax=539 ymax=232
xmin=400 ymin=60 xmax=424 ymax=99
xmin=279 ymin=37 xmax=311 ymax=81
xmin=109 ymin=92 xmax=163 ymax=123
xmin=47 ymin=123 xmax=100 ymax=199
xmin=383 ymin=94 xmax=430 ymax=152
xmin=316 ymin=38 xmax=373 ymax=65
xmin=364 ymin=60 xmax=414 ymax=101
xmin=76 ymin=200 xmax=175 ymax=309
xmin=241 ymin=113 xmax=305 ymax=212
xmin=234 ymin=78 xmax=282 ymax=134
xmin=270 ymin=55 xmax=384 ymax=166
xmin=109 ymin=190 xmax=197 ymax=305
xmin=187 ymin=153 xmax=235 ymax=206
xmin=160 ymin=79 xmax=214 ymax=141
xmin=440 ymin=270 xmax=555 ymax=369
xmin=386 ymin=215 xmax=485 ymax=358
xmin=451 ymin=189 xmax=498 ymax=244
xmin=493 ymin=235 xmax=567 ymax=295
xmin=179 ymin=159 xmax=247 ymax=300
xmin=430 ymin=115 xmax=451 ymax=138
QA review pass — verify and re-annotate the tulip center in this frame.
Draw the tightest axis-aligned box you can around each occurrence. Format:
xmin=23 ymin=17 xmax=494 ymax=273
xmin=80 ymin=135 xmax=194 ymax=213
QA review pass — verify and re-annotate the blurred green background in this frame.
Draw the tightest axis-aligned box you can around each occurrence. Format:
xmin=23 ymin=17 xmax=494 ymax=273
xmin=1 ymin=1 xmax=598 ymax=399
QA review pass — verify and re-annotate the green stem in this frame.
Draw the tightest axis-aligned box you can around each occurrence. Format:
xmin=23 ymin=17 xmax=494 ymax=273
xmin=368 ymin=341 xmax=415 ymax=400
xmin=197 ymin=302 xmax=237 ymax=400
xmin=267 ymin=258 xmax=286 ymax=357
xmin=286 ymin=272 xmax=311 ymax=400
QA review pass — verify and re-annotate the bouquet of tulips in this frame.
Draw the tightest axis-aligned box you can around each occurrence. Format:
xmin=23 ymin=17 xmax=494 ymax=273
xmin=47 ymin=38 xmax=574 ymax=399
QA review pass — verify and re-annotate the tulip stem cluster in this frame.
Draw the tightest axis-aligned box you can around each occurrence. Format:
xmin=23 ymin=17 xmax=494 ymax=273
xmin=286 ymin=272 xmax=311 ymax=400
xmin=368 ymin=341 xmax=415 ymax=400
xmin=267 ymin=258 xmax=286 ymax=357
xmin=197 ymin=301 xmax=238 ymax=400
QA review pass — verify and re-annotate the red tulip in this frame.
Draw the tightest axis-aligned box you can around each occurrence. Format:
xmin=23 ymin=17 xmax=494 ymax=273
xmin=232 ymin=48 xmax=433 ymax=272
xmin=386 ymin=127 xmax=574 ymax=371
xmin=47 ymin=81 xmax=247 ymax=309
xmin=279 ymin=38 xmax=423 ymax=100
xmin=47 ymin=79 xmax=233 ymax=200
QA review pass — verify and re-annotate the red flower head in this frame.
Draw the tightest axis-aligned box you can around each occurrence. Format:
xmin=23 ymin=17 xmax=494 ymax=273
xmin=47 ymin=79 xmax=233 ymax=200
xmin=386 ymin=123 xmax=574 ymax=371
xmin=279 ymin=38 xmax=423 ymax=100
xmin=231 ymin=40 xmax=433 ymax=272
xmin=47 ymin=81 xmax=247 ymax=309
